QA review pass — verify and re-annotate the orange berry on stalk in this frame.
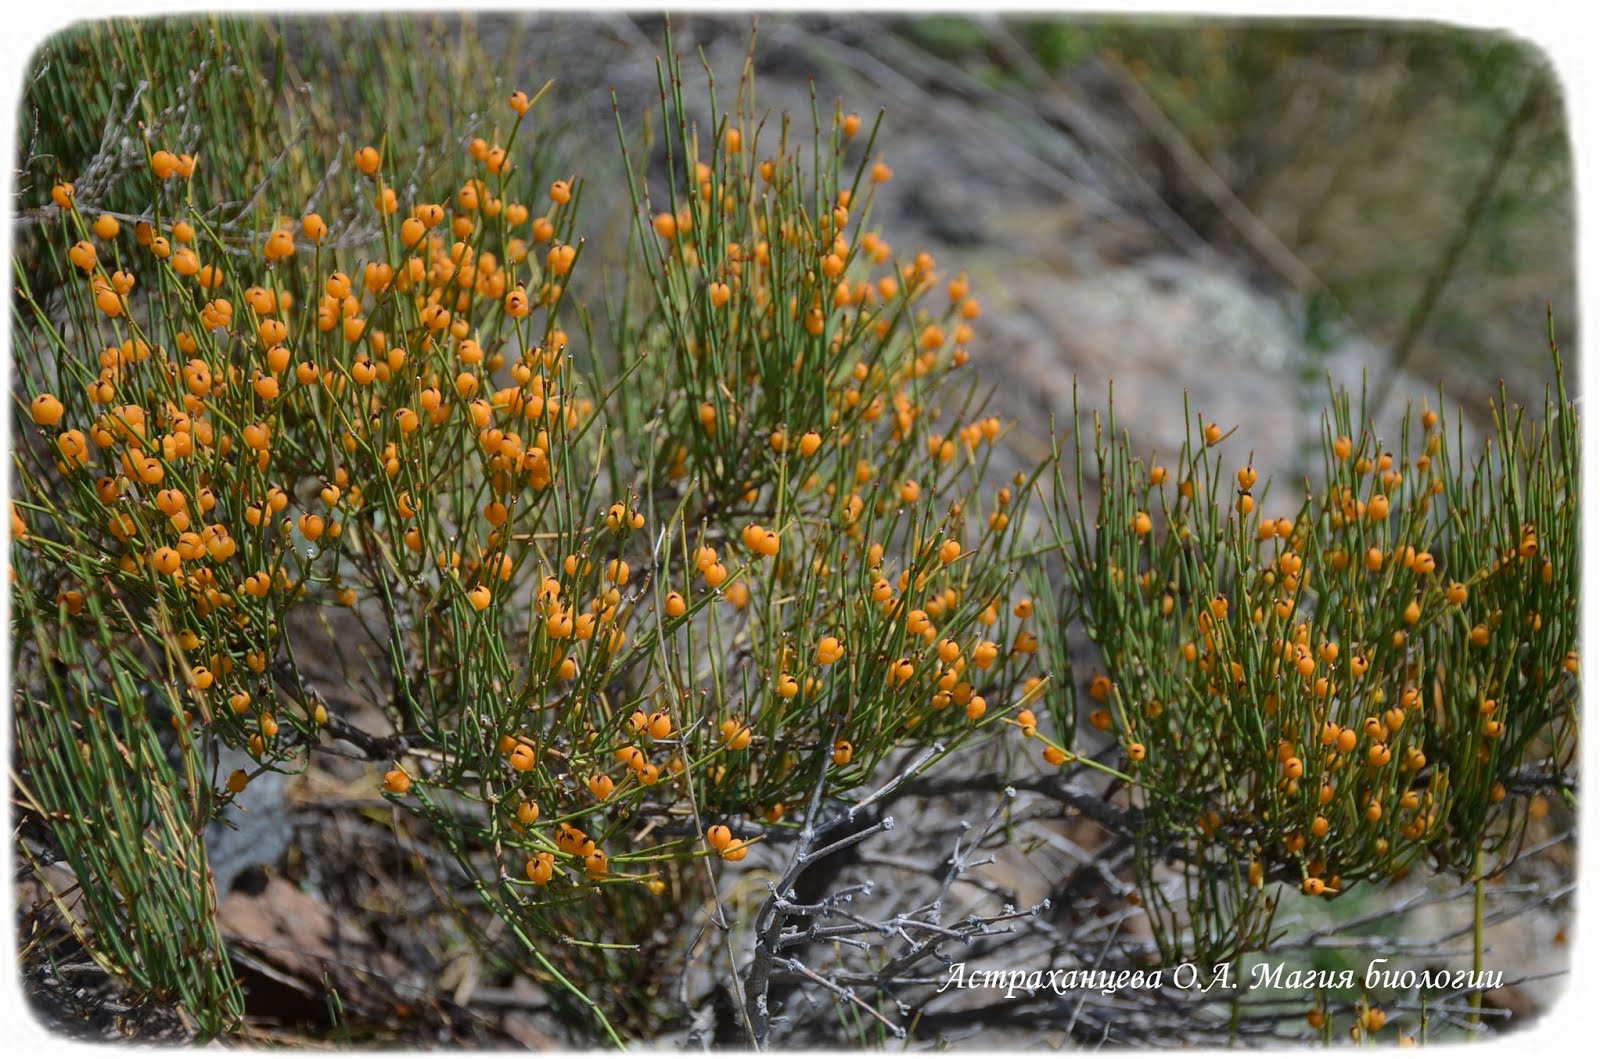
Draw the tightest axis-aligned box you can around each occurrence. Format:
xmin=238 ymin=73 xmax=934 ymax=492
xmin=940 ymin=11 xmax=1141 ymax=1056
xmin=706 ymin=825 xmax=733 ymax=851
xmin=264 ymin=228 xmax=295 ymax=261
xmin=721 ymin=720 xmax=752 ymax=751
xmin=664 ymin=591 xmax=687 ymax=618
xmin=1043 ymin=746 xmax=1068 ymax=767
xmin=30 ymin=393 xmax=64 ymax=427
xmin=799 ymin=431 xmax=823 ymax=457
xmin=547 ymin=243 xmax=576 ymax=275
xmin=588 ymin=774 xmax=614 ymax=800
xmin=509 ymin=743 xmax=537 ymax=771
xmin=509 ymin=89 xmax=531 ymax=114
xmin=526 ymin=852 xmax=555 ymax=884
xmin=384 ymin=769 xmax=412 ymax=794
xmin=842 ymin=112 xmax=862 ymax=138
xmin=354 ymin=146 xmax=381 ymax=175
xmin=68 ymin=240 xmax=96 ymax=271
xmin=832 ymin=740 xmax=854 ymax=766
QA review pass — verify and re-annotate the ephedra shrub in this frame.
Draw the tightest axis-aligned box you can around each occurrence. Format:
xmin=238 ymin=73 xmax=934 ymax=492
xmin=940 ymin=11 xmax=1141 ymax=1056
xmin=1041 ymin=362 xmax=1578 ymax=970
xmin=10 ymin=17 xmax=1579 ymax=1045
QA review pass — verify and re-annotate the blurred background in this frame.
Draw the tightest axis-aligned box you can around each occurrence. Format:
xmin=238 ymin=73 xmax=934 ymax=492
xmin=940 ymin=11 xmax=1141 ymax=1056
xmin=637 ymin=14 xmax=1575 ymax=485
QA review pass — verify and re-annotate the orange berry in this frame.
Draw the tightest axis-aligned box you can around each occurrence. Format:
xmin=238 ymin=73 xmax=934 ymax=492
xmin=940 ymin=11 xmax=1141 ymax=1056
xmin=68 ymin=240 xmax=97 ymax=271
xmin=721 ymin=720 xmax=752 ymax=751
xmin=526 ymin=852 xmax=555 ymax=884
xmin=30 ymin=393 xmax=64 ymax=427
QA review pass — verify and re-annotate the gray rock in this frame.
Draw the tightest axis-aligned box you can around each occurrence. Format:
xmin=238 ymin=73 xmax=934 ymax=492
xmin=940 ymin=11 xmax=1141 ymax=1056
xmin=203 ymin=744 xmax=291 ymax=897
